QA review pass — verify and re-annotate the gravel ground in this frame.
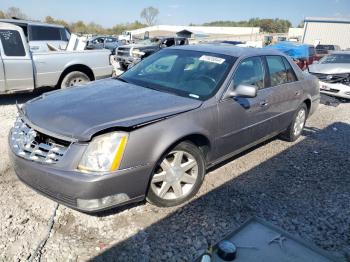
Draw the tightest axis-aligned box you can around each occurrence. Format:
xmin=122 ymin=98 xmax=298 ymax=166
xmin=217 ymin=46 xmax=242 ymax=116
xmin=0 ymin=92 xmax=349 ymax=262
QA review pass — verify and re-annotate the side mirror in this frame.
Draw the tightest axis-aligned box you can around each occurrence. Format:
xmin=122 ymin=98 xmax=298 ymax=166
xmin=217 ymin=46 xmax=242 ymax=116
xmin=226 ymin=83 xmax=257 ymax=98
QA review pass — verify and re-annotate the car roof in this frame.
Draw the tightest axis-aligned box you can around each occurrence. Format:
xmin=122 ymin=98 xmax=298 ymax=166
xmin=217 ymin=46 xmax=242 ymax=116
xmin=169 ymin=44 xmax=284 ymax=58
xmin=0 ymin=22 xmax=22 ymax=31
xmin=0 ymin=19 xmax=65 ymax=28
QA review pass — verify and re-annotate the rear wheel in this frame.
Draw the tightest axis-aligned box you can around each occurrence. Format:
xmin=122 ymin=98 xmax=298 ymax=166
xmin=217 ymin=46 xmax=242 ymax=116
xmin=60 ymin=71 xmax=90 ymax=89
xmin=279 ymin=103 xmax=308 ymax=142
xmin=146 ymin=142 xmax=205 ymax=207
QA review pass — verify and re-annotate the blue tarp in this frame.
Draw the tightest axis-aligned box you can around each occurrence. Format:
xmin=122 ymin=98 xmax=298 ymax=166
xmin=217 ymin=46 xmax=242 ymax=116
xmin=265 ymin=41 xmax=309 ymax=59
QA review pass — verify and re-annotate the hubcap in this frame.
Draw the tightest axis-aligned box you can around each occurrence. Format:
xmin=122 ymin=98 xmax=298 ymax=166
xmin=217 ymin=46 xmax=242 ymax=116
xmin=293 ymin=108 xmax=306 ymax=136
xmin=68 ymin=77 xmax=88 ymax=87
xmin=151 ymin=150 xmax=198 ymax=200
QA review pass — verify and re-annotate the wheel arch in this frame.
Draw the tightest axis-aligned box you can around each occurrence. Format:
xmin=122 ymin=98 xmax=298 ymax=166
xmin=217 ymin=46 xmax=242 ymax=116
xmin=57 ymin=64 xmax=95 ymax=87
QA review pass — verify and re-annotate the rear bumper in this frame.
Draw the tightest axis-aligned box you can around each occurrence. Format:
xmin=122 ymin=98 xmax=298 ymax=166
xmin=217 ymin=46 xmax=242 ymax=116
xmin=10 ymin=148 xmax=153 ymax=213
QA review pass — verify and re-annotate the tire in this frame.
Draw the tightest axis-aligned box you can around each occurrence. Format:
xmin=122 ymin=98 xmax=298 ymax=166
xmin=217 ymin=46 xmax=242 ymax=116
xmin=60 ymin=71 xmax=90 ymax=89
xmin=119 ymin=63 xmax=128 ymax=71
xmin=279 ymin=103 xmax=308 ymax=142
xmin=146 ymin=142 xmax=206 ymax=207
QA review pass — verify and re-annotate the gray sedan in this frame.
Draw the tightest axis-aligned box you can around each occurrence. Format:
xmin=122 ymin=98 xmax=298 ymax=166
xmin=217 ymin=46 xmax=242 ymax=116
xmin=9 ymin=45 xmax=320 ymax=212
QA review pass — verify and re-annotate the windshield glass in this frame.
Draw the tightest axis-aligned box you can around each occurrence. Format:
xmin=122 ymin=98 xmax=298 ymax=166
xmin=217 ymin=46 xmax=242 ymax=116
xmin=119 ymin=49 xmax=234 ymax=100
xmin=137 ymin=38 xmax=160 ymax=45
xmin=319 ymin=54 xmax=350 ymax=64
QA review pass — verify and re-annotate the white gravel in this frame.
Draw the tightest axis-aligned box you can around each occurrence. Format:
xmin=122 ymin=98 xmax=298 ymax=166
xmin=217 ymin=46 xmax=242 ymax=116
xmin=0 ymin=92 xmax=349 ymax=262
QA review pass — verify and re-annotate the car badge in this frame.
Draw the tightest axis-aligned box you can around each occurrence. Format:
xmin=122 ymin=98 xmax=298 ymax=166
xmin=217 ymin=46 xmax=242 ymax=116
xmin=326 ymin=75 xmax=333 ymax=80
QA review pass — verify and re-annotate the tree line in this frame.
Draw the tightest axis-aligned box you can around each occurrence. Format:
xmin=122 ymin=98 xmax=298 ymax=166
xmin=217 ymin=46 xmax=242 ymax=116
xmin=0 ymin=6 xmax=297 ymax=35
xmin=202 ymin=18 xmax=293 ymax=33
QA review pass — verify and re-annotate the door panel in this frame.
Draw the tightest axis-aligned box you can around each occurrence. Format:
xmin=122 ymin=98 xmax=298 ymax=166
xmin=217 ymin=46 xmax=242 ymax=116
xmin=0 ymin=29 xmax=34 ymax=92
xmin=217 ymin=56 xmax=272 ymax=157
xmin=217 ymin=90 xmax=272 ymax=157
xmin=265 ymin=56 xmax=302 ymax=131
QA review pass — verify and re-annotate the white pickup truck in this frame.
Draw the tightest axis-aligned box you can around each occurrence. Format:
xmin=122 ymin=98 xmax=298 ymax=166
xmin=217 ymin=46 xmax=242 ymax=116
xmin=0 ymin=22 xmax=113 ymax=94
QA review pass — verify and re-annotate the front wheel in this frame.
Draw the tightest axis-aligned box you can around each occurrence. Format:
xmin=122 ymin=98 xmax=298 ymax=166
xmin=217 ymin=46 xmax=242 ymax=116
xmin=146 ymin=142 xmax=205 ymax=207
xmin=60 ymin=71 xmax=90 ymax=89
xmin=279 ymin=103 xmax=308 ymax=142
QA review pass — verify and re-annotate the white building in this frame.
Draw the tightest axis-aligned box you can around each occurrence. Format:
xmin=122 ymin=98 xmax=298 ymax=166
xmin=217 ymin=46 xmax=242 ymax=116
xmin=128 ymin=25 xmax=260 ymax=40
xmin=302 ymin=17 xmax=350 ymax=49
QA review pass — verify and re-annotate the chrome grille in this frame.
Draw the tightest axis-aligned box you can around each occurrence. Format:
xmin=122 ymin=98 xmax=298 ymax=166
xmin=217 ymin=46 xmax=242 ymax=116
xmin=10 ymin=117 xmax=69 ymax=164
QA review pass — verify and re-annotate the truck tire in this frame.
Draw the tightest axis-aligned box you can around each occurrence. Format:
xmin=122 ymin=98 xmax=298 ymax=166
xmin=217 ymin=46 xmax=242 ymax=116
xmin=60 ymin=71 xmax=90 ymax=89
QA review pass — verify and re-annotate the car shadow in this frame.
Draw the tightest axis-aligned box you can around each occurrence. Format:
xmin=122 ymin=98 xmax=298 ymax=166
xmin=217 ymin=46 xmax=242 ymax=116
xmin=91 ymin=122 xmax=350 ymax=262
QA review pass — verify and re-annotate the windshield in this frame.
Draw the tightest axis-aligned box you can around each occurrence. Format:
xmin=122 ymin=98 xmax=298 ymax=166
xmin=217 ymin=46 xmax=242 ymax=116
xmin=119 ymin=49 xmax=235 ymax=100
xmin=319 ymin=54 xmax=350 ymax=64
xmin=137 ymin=38 xmax=160 ymax=45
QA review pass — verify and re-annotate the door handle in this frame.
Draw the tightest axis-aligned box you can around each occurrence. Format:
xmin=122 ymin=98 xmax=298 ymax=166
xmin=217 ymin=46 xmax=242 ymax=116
xmin=259 ymin=100 xmax=269 ymax=107
xmin=295 ymin=90 xmax=301 ymax=96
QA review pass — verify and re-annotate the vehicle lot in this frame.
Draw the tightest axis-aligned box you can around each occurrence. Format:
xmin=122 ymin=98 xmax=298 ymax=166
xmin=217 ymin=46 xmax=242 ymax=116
xmin=0 ymin=92 xmax=349 ymax=261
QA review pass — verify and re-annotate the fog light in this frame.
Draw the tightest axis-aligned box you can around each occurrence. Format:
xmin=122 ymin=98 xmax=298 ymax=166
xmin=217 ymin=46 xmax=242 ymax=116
xmin=77 ymin=193 xmax=130 ymax=210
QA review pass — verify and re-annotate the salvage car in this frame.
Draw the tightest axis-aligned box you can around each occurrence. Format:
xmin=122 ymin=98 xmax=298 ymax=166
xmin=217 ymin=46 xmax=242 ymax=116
xmin=116 ymin=36 xmax=188 ymax=70
xmin=0 ymin=18 xmax=71 ymax=52
xmin=9 ymin=45 xmax=320 ymax=212
xmin=309 ymin=51 xmax=350 ymax=99
xmin=0 ymin=22 xmax=112 ymax=94
xmin=86 ymin=36 xmax=121 ymax=54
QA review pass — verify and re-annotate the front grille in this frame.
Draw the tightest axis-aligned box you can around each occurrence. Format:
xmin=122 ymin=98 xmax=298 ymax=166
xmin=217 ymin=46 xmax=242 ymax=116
xmin=310 ymin=72 xmax=350 ymax=85
xmin=10 ymin=117 xmax=70 ymax=164
xmin=117 ymin=47 xmax=130 ymax=57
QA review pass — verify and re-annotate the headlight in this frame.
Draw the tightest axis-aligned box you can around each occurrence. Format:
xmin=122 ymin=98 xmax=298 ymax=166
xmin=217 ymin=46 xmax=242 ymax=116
xmin=78 ymin=132 xmax=128 ymax=173
xmin=131 ymin=48 xmax=145 ymax=58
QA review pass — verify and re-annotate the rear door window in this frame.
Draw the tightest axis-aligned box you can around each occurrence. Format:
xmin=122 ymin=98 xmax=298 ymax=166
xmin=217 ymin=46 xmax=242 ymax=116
xmin=0 ymin=30 xmax=26 ymax=56
xmin=266 ymin=56 xmax=288 ymax=86
xmin=30 ymin=26 xmax=62 ymax=41
xmin=233 ymin=56 xmax=265 ymax=89
xmin=282 ymin=57 xmax=297 ymax=82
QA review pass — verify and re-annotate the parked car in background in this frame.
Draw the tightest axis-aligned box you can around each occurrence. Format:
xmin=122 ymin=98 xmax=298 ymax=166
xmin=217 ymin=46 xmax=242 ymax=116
xmin=116 ymin=36 xmax=188 ymax=70
xmin=315 ymin=44 xmax=341 ymax=59
xmin=266 ymin=41 xmax=317 ymax=70
xmin=10 ymin=45 xmax=319 ymax=212
xmin=86 ymin=36 xmax=121 ymax=54
xmin=309 ymin=51 xmax=350 ymax=99
xmin=0 ymin=18 xmax=70 ymax=52
xmin=0 ymin=22 xmax=112 ymax=94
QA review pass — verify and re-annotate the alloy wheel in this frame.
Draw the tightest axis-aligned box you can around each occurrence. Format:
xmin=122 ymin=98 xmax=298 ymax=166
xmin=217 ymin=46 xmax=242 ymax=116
xmin=150 ymin=150 xmax=198 ymax=200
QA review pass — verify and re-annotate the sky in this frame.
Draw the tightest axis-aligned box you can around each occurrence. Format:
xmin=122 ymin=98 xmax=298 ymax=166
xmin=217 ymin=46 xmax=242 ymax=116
xmin=1 ymin=0 xmax=350 ymax=27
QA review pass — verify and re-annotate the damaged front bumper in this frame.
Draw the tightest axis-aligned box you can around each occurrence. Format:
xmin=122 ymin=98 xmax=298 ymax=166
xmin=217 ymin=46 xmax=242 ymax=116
xmin=319 ymin=81 xmax=350 ymax=99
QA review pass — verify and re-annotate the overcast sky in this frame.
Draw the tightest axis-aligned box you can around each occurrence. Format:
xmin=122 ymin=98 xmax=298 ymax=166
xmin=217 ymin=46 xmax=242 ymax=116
xmin=1 ymin=0 xmax=350 ymax=27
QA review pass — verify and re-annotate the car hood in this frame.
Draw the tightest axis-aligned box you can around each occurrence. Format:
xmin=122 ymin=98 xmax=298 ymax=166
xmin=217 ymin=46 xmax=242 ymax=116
xmin=309 ymin=63 xmax=350 ymax=74
xmin=22 ymin=79 xmax=202 ymax=141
